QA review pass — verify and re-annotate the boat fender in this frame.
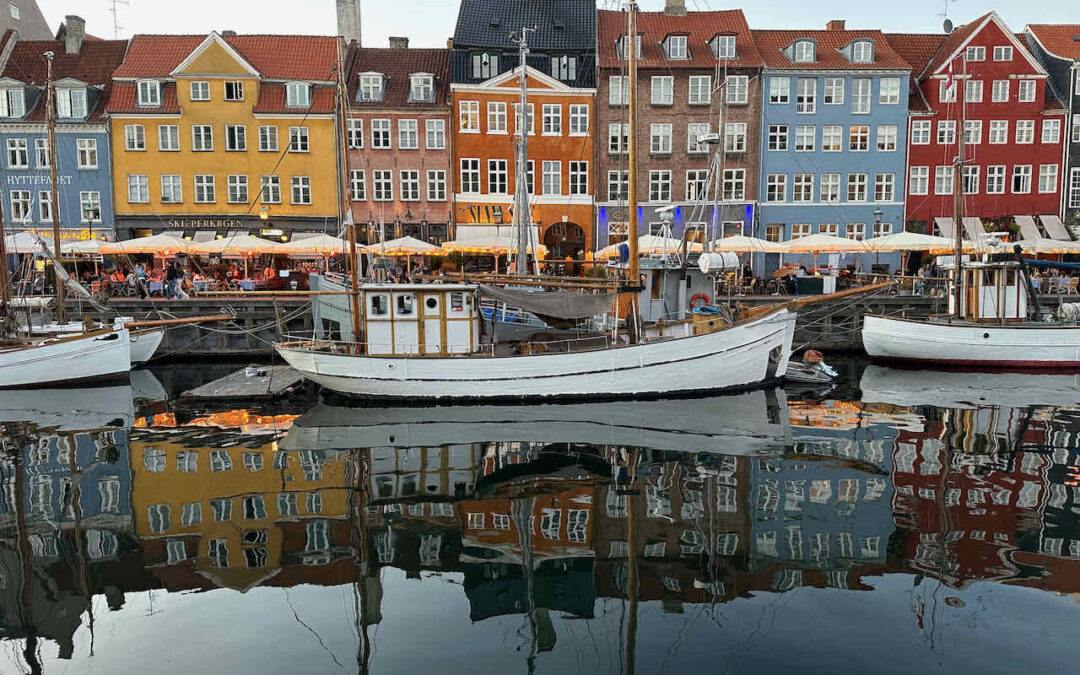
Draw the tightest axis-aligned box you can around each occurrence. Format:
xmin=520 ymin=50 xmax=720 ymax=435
xmin=690 ymin=293 xmax=711 ymax=309
xmin=691 ymin=305 xmax=722 ymax=315
xmin=1059 ymin=303 xmax=1080 ymax=323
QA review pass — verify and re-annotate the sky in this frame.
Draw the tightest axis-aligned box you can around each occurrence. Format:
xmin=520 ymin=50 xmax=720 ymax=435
xmin=36 ymin=0 xmax=1080 ymax=47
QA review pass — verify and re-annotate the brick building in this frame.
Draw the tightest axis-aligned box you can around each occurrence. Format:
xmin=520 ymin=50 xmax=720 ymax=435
xmin=595 ymin=4 xmax=763 ymax=247
xmin=344 ymin=38 xmax=452 ymax=245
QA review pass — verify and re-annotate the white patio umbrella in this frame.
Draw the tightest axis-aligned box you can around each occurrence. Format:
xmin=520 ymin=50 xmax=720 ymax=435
xmin=100 ymin=234 xmax=190 ymax=256
xmin=709 ymin=235 xmax=786 ymax=253
xmin=595 ymin=234 xmax=703 ymax=260
xmin=1012 ymin=238 xmax=1080 ymax=254
xmin=188 ymin=234 xmax=283 ymax=277
xmin=2 ymin=231 xmax=45 ymax=253
xmin=779 ymin=234 xmax=870 ymax=253
xmin=276 ymin=233 xmax=350 ymax=256
xmin=864 ymin=231 xmax=958 ymax=252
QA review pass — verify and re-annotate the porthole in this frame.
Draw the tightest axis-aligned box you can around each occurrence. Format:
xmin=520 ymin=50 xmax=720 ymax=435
xmin=426 ymin=297 xmax=438 ymax=309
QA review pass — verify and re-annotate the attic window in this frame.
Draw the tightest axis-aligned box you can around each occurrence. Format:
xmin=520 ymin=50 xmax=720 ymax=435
xmin=359 ymin=73 xmax=384 ymax=102
xmin=0 ymin=87 xmax=25 ymax=118
xmin=471 ymin=52 xmax=498 ymax=79
xmin=551 ymin=55 xmax=577 ymax=81
xmin=851 ymin=40 xmax=873 ymax=63
xmin=713 ymin=35 xmax=736 ymax=59
xmin=489 ymin=17 xmax=500 ymax=28
xmin=285 ymin=82 xmax=311 ymax=108
xmin=617 ymin=35 xmax=642 ymax=59
xmin=56 ymin=87 xmax=88 ymax=118
xmin=136 ymin=80 xmax=161 ymax=107
xmin=667 ymin=35 xmax=688 ymax=59
xmin=554 ymin=20 xmax=565 ymax=30
xmin=793 ymin=40 xmax=815 ymax=63
xmin=408 ymin=73 xmax=434 ymax=103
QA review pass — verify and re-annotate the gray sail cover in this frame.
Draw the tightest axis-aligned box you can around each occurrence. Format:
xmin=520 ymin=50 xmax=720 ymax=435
xmin=478 ymin=285 xmax=616 ymax=320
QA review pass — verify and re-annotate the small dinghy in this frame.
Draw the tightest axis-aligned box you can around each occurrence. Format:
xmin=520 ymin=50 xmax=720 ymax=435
xmin=784 ymin=350 xmax=838 ymax=385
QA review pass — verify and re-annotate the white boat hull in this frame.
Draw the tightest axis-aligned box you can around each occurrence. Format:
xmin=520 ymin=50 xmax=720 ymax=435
xmin=0 ymin=328 xmax=132 ymax=388
xmin=129 ymin=328 xmax=164 ymax=365
xmin=862 ymin=315 xmax=1080 ymax=368
xmin=277 ymin=309 xmax=796 ymax=401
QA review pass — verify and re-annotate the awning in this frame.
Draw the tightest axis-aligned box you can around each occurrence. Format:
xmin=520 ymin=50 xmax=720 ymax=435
xmin=193 ymin=231 xmax=217 ymax=242
xmin=479 ymin=285 xmax=616 ymax=320
xmin=1014 ymin=215 xmax=1042 ymax=241
xmin=933 ymin=217 xmax=956 ymax=239
xmin=443 ymin=225 xmax=546 ymax=255
xmin=1040 ymin=215 xmax=1071 ymax=241
xmin=961 ymin=217 xmax=986 ymax=241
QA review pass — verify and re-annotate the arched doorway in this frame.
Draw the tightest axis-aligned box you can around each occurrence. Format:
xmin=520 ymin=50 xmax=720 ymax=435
xmin=543 ymin=222 xmax=585 ymax=260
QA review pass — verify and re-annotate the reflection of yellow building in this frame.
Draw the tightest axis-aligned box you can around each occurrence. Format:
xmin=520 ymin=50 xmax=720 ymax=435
xmin=106 ymin=32 xmax=341 ymax=239
xmin=129 ymin=431 xmax=352 ymax=591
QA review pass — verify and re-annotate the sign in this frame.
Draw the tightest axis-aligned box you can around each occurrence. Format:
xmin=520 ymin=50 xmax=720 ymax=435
xmin=609 ymin=222 xmax=630 ymax=236
xmin=164 ymin=218 xmax=246 ymax=229
xmin=6 ymin=174 xmax=74 ymax=186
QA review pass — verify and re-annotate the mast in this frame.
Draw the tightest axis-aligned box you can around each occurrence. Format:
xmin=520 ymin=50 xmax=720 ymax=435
xmin=625 ymin=2 xmax=641 ymax=342
xmin=336 ymin=40 xmax=362 ymax=343
xmin=512 ymin=28 xmax=535 ymax=277
xmin=0 ymin=194 xmax=10 ymax=310
xmin=951 ymin=55 xmax=965 ymax=320
xmin=45 ymin=52 xmax=65 ymax=325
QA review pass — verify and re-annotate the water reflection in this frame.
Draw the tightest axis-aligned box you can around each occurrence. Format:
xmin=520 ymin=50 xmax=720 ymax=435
xmin=0 ymin=365 xmax=1078 ymax=672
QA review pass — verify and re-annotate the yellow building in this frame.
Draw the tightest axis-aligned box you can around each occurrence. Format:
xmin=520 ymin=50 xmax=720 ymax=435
xmin=107 ymin=32 xmax=342 ymax=240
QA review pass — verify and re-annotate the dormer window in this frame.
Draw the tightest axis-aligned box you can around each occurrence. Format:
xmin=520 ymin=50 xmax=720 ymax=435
xmin=285 ymin=82 xmax=311 ymax=108
xmin=793 ymin=40 xmax=815 ymax=63
xmin=471 ymin=52 xmax=498 ymax=79
xmin=408 ymin=73 xmax=433 ymax=103
xmin=667 ymin=35 xmax=688 ymax=60
xmin=617 ymin=35 xmax=642 ymax=59
xmin=551 ymin=55 xmax=577 ymax=81
xmin=359 ymin=73 xmax=384 ymax=102
xmin=851 ymin=40 xmax=873 ymax=64
xmin=712 ymin=35 xmax=736 ymax=59
xmin=0 ymin=87 xmax=25 ymax=118
xmin=136 ymin=80 xmax=161 ymax=107
xmin=56 ymin=87 xmax=87 ymax=118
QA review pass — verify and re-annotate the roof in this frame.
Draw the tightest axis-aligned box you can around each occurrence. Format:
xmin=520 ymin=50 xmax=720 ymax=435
xmin=105 ymin=82 xmax=181 ymax=114
xmin=253 ymin=83 xmax=336 ymax=114
xmin=112 ymin=34 xmax=338 ymax=80
xmin=346 ymin=45 xmax=451 ymax=108
xmin=883 ymin=33 xmax=944 ymax=79
xmin=452 ymin=0 xmax=596 ymax=50
xmin=1026 ymin=24 xmax=1080 ymax=61
xmin=923 ymin=11 xmax=994 ymax=76
xmin=597 ymin=9 xmax=762 ymax=70
xmin=752 ymin=29 xmax=911 ymax=70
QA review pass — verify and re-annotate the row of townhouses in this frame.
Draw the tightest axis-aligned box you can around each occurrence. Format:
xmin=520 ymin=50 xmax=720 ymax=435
xmin=3 ymin=0 xmax=1080 ymax=267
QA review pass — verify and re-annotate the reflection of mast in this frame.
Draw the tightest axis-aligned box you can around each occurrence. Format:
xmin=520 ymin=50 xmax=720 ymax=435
xmin=514 ymin=495 xmax=539 ymax=673
xmin=67 ymin=432 xmax=96 ymax=656
xmin=624 ymin=449 xmax=640 ymax=675
xmin=10 ymin=425 xmax=43 ymax=675
xmin=350 ymin=450 xmax=372 ymax=674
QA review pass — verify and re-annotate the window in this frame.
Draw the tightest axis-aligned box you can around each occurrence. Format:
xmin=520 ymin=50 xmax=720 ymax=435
xmin=569 ymin=161 xmax=588 ymax=195
xmin=667 ymin=35 xmax=688 ymax=59
xmin=795 ymin=125 xmax=815 ymax=151
xmin=551 ymin=55 xmax=577 ymax=81
xmin=9 ymin=190 xmax=29 ymax=222
xmin=485 ymin=101 xmax=507 ymax=134
xmin=766 ymin=174 xmax=786 ymax=202
xmin=964 ymin=120 xmax=982 ymax=145
xmin=76 ymin=138 xmax=97 ymax=168
xmin=277 ymin=493 xmax=297 ymax=516
xmin=989 ymin=120 xmax=1008 ymax=144
xmin=1016 ymin=120 xmax=1034 ymax=144
xmin=852 ymin=78 xmax=871 ymax=114
xmin=992 ymin=80 xmax=1009 ymax=102
xmin=0 ymin=87 xmax=25 ymax=117
xmin=9 ymin=4 xmax=18 ymax=19
xmin=765 ymin=225 xmax=782 ymax=243
xmin=608 ymin=123 xmax=629 ymax=154
xmin=260 ymin=175 xmax=281 ymax=203
xmin=79 ymin=192 xmax=99 ymax=222
xmin=686 ymin=169 xmax=709 ymax=201
xmin=192 ymin=125 xmax=213 ymax=151
xmin=397 ymin=119 xmax=418 ymax=149
xmin=768 ymin=124 xmax=788 ymax=151
xmin=993 ymin=46 xmax=1013 ymax=61
xmin=1042 ymin=119 xmax=1061 ymax=144
xmin=876 ymin=125 xmax=897 ymax=151
xmin=148 ymin=504 xmax=171 ymax=534
xmin=875 ymin=173 xmax=895 ymax=201
xmin=727 ymin=75 xmax=748 ymax=104
xmin=939 ymin=79 xmax=956 ymax=103
xmin=796 ymin=78 xmax=816 ymax=113
xmin=650 ymin=123 xmax=672 ymax=154
xmin=793 ymin=174 xmax=813 ymax=202
xmin=470 ymin=52 xmax=498 ymax=79
xmin=768 ymin=76 xmax=792 ymax=105
xmin=154 ymin=124 xmax=179 ymax=152
xmin=987 ymin=165 xmax=1006 ymax=194
xmin=607 ymin=170 xmax=628 ymax=201
xmin=259 ymin=125 xmax=278 ymax=152
xmin=7 ymin=138 xmax=27 ymax=168
xmin=935 ymin=166 xmax=953 ymax=194
xmin=821 ymin=125 xmax=842 ymax=152
xmin=962 ymin=165 xmax=979 ymax=194
xmin=350 ymin=169 xmax=366 ymax=201
xmin=879 ymin=77 xmax=900 ymax=104
xmin=227 ymin=175 xmax=248 ymax=204
xmin=569 ymin=104 xmax=588 ymax=135
xmin=791 ymin=224 xmax=811 ymax=239
xmin=821 ymin=173 xmax=841 ymax=201
xmin=243 ymin=495 xmax=266 ymax=520
xmin=459 ymin=100 xmax=480 ymax=131
xmin=137 ymin=80 xmax=160 ymax=106
xmin=33 ymin=139 xmax=47 ymax=168
xmin=124 ymin=124 xmax=145 ymax=151
xmin=725 ymin=122 xmax=747 ymax=152
xmin=460 ymin=159 xmax=480 ymax=193
xmin=56 ymin=88 xmax=87 ymax=118
xmin=542 ymin=104 xmax=561 ymax=135
xmin=823 ymin=77 xmax=843 ymax=105
xmin=649 ymin=170 xmax=671 ymax=202
xmin=715 ymin=34 xmax=736 ymax=59
xmin=1070 ymin=168 xmax=1080 ymax=209
xmin=37 ymin=191 xmax=50 ymax=221
xmin=937 ymin=120 xmax=956 ymax=145
xmin=291 ymin=176 xmax=311 ymax=204
xmin=210 ymin=450 xmax=232 ymax=472
xmin=687 ymin=122 xmax=710 ymax=154
xmin=224 ymin=80 xmax=244 ymax=101
xmin=542 ymin=160 xmax=561 ymax=195
xmin=190 ymin=81 xmax=209 ymax=101
xmin=1039 ymin=165 xmax=1058 ymax=194
xmin=289 ymin=126 xmax=309 ymax=152
xmin=127 ymin=174 xmax=149 ymax=203
xmin=849 ymin=125 xmax=869 ymax=151
xmin=966 ymin=46 xmax=985 ymax=61
xmin=425 ymin=119 xmax=446 ymax=149
xmin=512 ymin=102 xmax=534 ymax=134
xmin=354 ymin=73 xmax=383 ymax=102
xmin=226 ymin=124 xmax=246 ymax=151
xmin=723 ymin=169 xmax=745 ymax=200
xmin=1074 ymin=117 xmax=1080 ymax=143
xmin=909 ymin=166 xmax=929 ymax=195
xmin=161 ymin=174 xmax=182 ymax=203
xmin=965 ymin=79 xmax=983 ymax=103
xmin=180 ymin=502 xmax=201 ymax=526
xmin=609 ymin=76 xmax=630 ymax=105
xmin=793 ymin=40 xmax=815 ymax=63
xmin=285 ymin=82 xmax=311 ymax=107
xmin=487 ymin=159 xmax=507 ymax=194
xmin=1018 ymin=80 xmax=1036 ymax=102
xmin=819 ymin=223 xmax=839 ymax=237
xmin=651 ymin=76 xmax=673 ymax=105
xmin=426 ymin=170 xmax=446 ymax=201
xmin=194 ymin=174 xmax=215 ymax=203
xmin=847 ymin=173 xmax=868 ymax=202
xmin=689 ymin=75 xmax=711 ymax=104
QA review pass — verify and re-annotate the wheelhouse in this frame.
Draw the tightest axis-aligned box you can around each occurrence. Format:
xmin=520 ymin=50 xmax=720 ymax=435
xmin=360 ymin=284 xmax=479 ymax=356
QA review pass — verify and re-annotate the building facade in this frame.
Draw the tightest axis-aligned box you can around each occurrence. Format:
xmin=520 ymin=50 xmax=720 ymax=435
xmin=106 ymin=32 xmax=341 ymax=240
xmin=893 ymin=13 xmax=1065 ymax=235
xmin=754 ymin=22 xmax=910 ymax=269
xmin=1025 ymin=24 xmax=1080 ymax=231
xmin=595 ymin=6 xmax=763 ymax=247
xmin=344 ymin=38 xmax=452 ymax=245
xmin=450 ymin=0 xmax=596 ymax=257
xmin=0 ymin=0 xmax=52 ymax=42
xmin=0 ymin=18 xmax=125 ymax=240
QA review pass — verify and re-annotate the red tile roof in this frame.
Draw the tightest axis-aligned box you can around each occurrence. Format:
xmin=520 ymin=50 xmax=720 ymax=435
xmin=751 ymin=29 xmax=910 ymax=70
xmin=112 ymin=34 xmax=338 ymax=81
xmin=253 ymin=83 xmax=336 ymax=114
xmin=106 ymin=81 xmax=182 ymax=114
xmin=1 ymin=38 xmax=128 ymax=86
xmin=597 ymin=10 xmax=762 ymax=69
xmin=883 ymin=33 xmax=945 ymax=79
xmin=345 ymin=46 xmax=451 ymax=108
xmin=922 ymin=11 xmax=994 ymax=76
xmin=1026 ymin=24 xmax=1080 ymax=60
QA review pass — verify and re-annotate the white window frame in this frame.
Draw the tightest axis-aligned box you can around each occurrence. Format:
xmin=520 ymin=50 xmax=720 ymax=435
xmin=291 ymin=175 xmax=312 ymax=204
xmin=426 ymin=119 xmax=446 ymax=149
xmin=190 ymin=81 xmax=209 ymax=101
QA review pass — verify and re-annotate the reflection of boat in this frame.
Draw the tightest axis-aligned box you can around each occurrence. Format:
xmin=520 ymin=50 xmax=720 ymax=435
xmin=859 ymin=364 xmax=1080 ymax=409
xmin=130 ymin=369 xmax=168 ymax=404
xmin=283 ymin=389 xmax=790 ymax=454
xmin=0 ymin=382 xmax=134 ymax=430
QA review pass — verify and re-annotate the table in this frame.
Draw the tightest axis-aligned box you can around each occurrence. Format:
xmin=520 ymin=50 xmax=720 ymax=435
xmin=194 ymin=279 xmax=216 ymax=293
xmin=148 ymin=281 xmax=164 ymax=296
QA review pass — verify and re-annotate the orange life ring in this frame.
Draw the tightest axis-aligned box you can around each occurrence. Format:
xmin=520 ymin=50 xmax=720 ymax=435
xmin=690 ymin=293 xmax=711 ymax=309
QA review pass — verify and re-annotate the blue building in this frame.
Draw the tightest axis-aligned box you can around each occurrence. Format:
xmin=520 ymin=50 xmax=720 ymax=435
xmin=0 ymin=20 xmax=127 ymax=241
xmin=753 ymin=24 xmax=911 ymax=272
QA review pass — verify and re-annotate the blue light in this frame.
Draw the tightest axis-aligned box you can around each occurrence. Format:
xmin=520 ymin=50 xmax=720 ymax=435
xmin=674 ymin=206 xmax=682 ymax=224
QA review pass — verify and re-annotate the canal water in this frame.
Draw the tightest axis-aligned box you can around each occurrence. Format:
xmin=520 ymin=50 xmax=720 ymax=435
xmin=0 ymin=360 xmax=1078 ymax=674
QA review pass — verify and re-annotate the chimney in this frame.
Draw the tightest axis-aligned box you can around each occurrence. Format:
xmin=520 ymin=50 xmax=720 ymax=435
xmin=447 ymin=38 xmax=454 ymax=49
xmin=826 ymin=20 xmax=846 ymax=31
xmin=389 ymin=36 xmax=409 ymax=49
xmin=63 ymin=15 xmax=85 ymax=55
xmin=337 ymin=0 xmax=362 ymax=47
xmin=221 ymin=30 xmax=237 ymax=36
xmin=664 ymin=0 xmax=687 ymax=16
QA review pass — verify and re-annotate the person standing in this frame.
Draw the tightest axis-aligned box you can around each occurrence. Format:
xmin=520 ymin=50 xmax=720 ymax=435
xmin=165 ymin=261 xmax=178 ymax=299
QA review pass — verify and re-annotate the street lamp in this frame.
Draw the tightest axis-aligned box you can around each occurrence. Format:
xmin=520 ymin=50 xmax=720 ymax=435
xmin=873 ymin=206 xmax=885 ymax=269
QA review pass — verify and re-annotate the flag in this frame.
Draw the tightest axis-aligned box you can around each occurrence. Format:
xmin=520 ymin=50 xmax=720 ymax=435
xmin=945 ymin=60 xmax=955 ymax=96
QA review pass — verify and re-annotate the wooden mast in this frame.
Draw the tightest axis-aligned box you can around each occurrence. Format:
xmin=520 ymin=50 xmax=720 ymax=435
xmin=336 ymin=39 xmax=362 ymax=343
xmin=45 ymin=51 xmax=66 ymax=325
xmin=951 ymin=55 xmax=966 ymax=320
xmin=626 ymin=2 xmax=641 ymax=342
xmin=0 ymin=192 xmax=10 ymax=311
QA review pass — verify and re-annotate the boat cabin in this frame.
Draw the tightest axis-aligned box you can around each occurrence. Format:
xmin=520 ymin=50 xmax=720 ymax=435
xmin=360 ymin=284 xmax=479 ymax=356
xmin=610 ymin=257 xmax=715 ymax=322
xmin=947 ymin=262 xmax=1028 ymax=322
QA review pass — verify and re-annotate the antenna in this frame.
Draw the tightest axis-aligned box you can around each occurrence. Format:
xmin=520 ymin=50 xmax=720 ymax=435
xmin=939 ymin=0 xmax=955 ymax=34
xmin=107 ymin=0 xmax=129 ymax=39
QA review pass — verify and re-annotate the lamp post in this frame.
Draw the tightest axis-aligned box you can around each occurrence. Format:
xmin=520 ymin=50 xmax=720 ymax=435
xmin=873 ymin=207 xmax=884 ymax=269
xmin=84 ymin=206 xmax=100 ymax=274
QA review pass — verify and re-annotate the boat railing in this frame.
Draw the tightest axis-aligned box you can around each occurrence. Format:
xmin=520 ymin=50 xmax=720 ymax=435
xmin=278 ymin=338 xmax=498 ymax=357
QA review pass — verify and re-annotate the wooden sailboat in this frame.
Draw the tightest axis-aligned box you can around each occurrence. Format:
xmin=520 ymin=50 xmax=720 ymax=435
xmin=274 ymin=3 xmax=797 ymax=400
xmin=862 ymin=52 xmax=1080 ymax=368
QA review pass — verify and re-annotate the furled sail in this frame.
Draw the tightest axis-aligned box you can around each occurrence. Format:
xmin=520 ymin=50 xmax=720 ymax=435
xmin=478 ymin=285 xmax=615 ymax=320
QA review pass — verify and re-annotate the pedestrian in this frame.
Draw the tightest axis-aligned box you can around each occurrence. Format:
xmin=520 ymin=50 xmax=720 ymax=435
xmin=165 ymin=261 xmax=178 ymax=299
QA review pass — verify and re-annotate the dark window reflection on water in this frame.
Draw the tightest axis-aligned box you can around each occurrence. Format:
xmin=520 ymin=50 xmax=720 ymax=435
xmin=1 ymin=362 xmax=1079 ymax=673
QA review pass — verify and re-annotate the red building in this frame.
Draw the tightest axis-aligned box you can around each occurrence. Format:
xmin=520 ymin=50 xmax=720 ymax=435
xmin=888 ymin=12 xmax=1067 ymax=234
